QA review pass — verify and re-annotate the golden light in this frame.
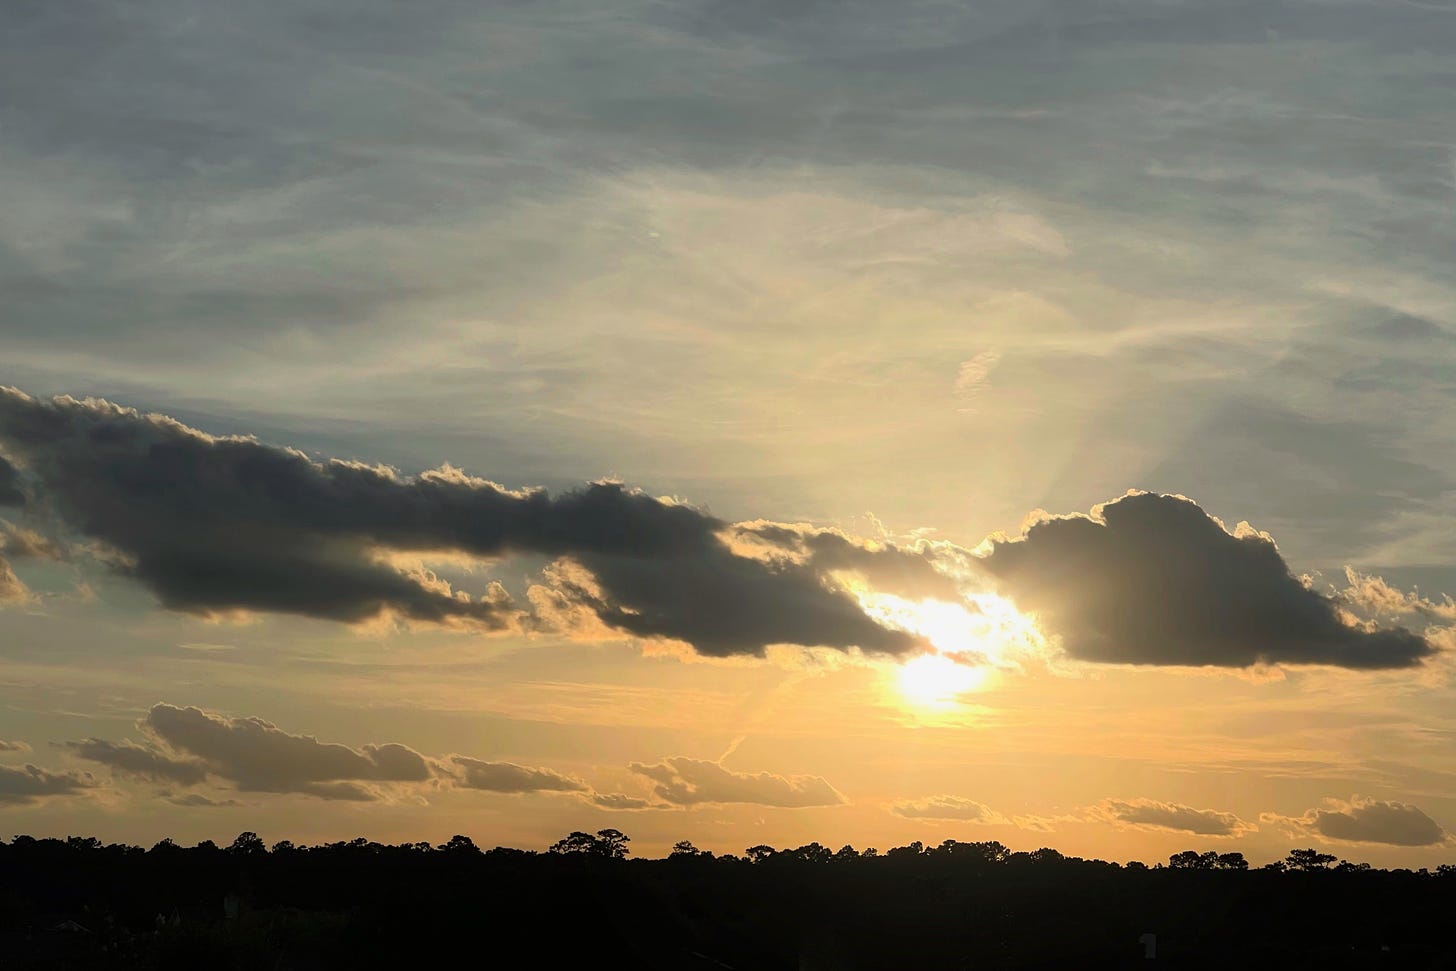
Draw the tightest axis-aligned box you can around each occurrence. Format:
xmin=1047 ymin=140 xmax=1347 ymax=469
xmin=897 ymin=653 xmax=988 ymax=708
xmin=846 ymin=586 xmax=1044 ymax=710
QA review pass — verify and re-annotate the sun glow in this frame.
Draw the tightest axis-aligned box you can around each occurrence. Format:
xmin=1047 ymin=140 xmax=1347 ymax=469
xmin=849 ymin=588 xmax=1043 ymax=709
xmin=897 ymin=653 xmax=988 ymax=707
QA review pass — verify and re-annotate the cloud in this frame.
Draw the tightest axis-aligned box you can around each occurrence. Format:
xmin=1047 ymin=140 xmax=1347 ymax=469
xmin=66 ymin=703 xmax=600 ymax=804
xmin=589 ymin=792 xmax=660 ymax=811
xmin=448 ymin=756 xmax=587 ymax=794
xmin=0 ymin=556 xmax=27 ymax=605
xmin=165 ymin=792 xmax=243 ymax=808
xmin=0 ymin=389 xmax=932 ymax=657
xmin=62 ymin=737 xmax=207 ymax=785
xmin=1341 ymin=568 xmax=1456 ymax=624
xmin=0 ymin=522 xmax=66 ymax=561
xmin=1261 ymin=795 xmax=1450 ymax=847
xmin=0 ymin=740 xmax=30 ymax=752
xmin=628 ymin=757 xmax=845 ymax=808
xmin=142 ymin=703 xmax=433 ymax=800
xmin=1087 ymin=798 xmax=1256 ymax=837
xmin=978 ymin=492 xmax=1433 ymax=669
xmin=888 ymin=795 xmax=1008 ymax=823
xmin=0 ymin=763 xmax=96 ymax=804
xmin=0 ymin=455 xmax=22 ymax=507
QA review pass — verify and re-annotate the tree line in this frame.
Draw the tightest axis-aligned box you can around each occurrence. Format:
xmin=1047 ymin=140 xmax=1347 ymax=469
xmin=0 ymin=830 xmax=1452 ymax=968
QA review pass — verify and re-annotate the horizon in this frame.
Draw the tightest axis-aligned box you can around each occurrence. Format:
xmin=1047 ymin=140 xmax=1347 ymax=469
xmin=4 ymin=0 xmax=1456 ymax=875
xmin=0 ymin=827 xmax=1429 ymax=872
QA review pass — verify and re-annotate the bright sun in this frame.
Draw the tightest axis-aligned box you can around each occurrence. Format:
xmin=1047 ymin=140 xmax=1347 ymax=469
xmin=897 ymin=653 xmax=988 ymax=707
xmin=850 ymin=588 xmax=1040 ymax=710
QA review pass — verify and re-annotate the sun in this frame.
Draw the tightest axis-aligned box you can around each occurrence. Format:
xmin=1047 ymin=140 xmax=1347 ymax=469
xmin=897 ymin=653 xmax=988 ymax=708
xmin=846 ymin=587 xmax=1041 ymax=710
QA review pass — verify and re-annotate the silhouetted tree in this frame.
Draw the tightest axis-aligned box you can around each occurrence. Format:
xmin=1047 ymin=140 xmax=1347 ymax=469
xmin=229 ymin=832 xmax=267 ymax=856
xmin=548 ymin=829 xmax=630 ymax=858
xmin=439 ymin=834 xmax=480 ymax=855
xmin=744 ymin=844 xmax=777 ymax=864
xmin=595 ymin=828 xmax=630 ymax=859
xmin=550 ymin=831 xmax=598 ymax=855
xmin=0 ymin=831 xmax=1444 ymax=970
xmin=785 ymin=842 xmax=832 ymax=864
xmin=885 ymin=841 xmax=924 ymax=860
xmin=1285 ymin=848 xmax=1338 ymax=871
xmin=936 ymin=840 xmax=1010 ymax=865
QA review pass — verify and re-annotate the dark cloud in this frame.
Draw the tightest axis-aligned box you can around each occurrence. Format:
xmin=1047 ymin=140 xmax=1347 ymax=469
xmin=888 ymin=795 xmax=1006 ymax=823
xmin=0 ymin=456 xmax=23 ymax=507
xmin=0 ymin=763 xmax=96 ymax=804
xmin=142 ymin=703 xmax=433 ymax=799
xmin=1089 ymin=798 xmax=1255 ymax=837
xmin=1263 ymin=796 xmax=1450 ymax=847
xmin=62 ymin=737 xmax=206 ymax=785
xmin=448 ymin=756 xmax=586 ymax=794
xmin=979 ymin=492 xmax=1433 ymax=669
xmin=0 ymin=389 xmax=928 ymax=656
xmin=629 ymin=757 xmax=845 ymax=808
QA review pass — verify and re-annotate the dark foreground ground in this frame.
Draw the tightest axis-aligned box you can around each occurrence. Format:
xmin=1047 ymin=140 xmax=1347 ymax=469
xmin=0 ymin=834 xmax=1451 ymax=969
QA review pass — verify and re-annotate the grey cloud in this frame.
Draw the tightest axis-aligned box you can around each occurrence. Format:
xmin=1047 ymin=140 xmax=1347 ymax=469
xmin=979 ymin=492 xmax=1433 ymax=669
xmin=62 ymin=737 xmax=207 ymax=785
xmin=0 ymin=763 xmax=96 ymax=804
xmin=1 ymin=0 xmax=1452 ymax=586
xmin=143 ymin=703 xmax=433 ymax=798
xmin=65 ymin=702 xmax=610 ymax=804
xmin=1263 ymin=796 xmax=1450 ymax=847
xmin=629 ymin=757 xmax=845 ymax=808
xmin=448 ymin=756 xmax=586 ymax=794
xmin=0 ymin=456 xmax=22 ymax=506
xmin=165 ymin=792 xmax=243 ymax=808
xmin=1089 ymin=798 xmax=1255 ymax=837
xmin=291 ymin=782 xmax=380 ymax=802
xmin=888 ymin=795 xmax=1007 ymax=823
xmin=0 ymin=389 xmax=924 ymax=657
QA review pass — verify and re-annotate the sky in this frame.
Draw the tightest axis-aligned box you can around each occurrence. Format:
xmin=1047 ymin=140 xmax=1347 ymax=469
xmin=2 ymin=0 xmax=1456 ymax=866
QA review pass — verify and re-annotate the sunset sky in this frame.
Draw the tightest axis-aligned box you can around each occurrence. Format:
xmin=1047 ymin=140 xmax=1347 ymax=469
xmin=3 ymin=0 xmax=1456 ymax=866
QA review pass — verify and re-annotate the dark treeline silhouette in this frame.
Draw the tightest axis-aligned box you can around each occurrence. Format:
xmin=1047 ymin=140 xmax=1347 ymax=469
xmin=0 ymin=830 xmax=1452 ymax=969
